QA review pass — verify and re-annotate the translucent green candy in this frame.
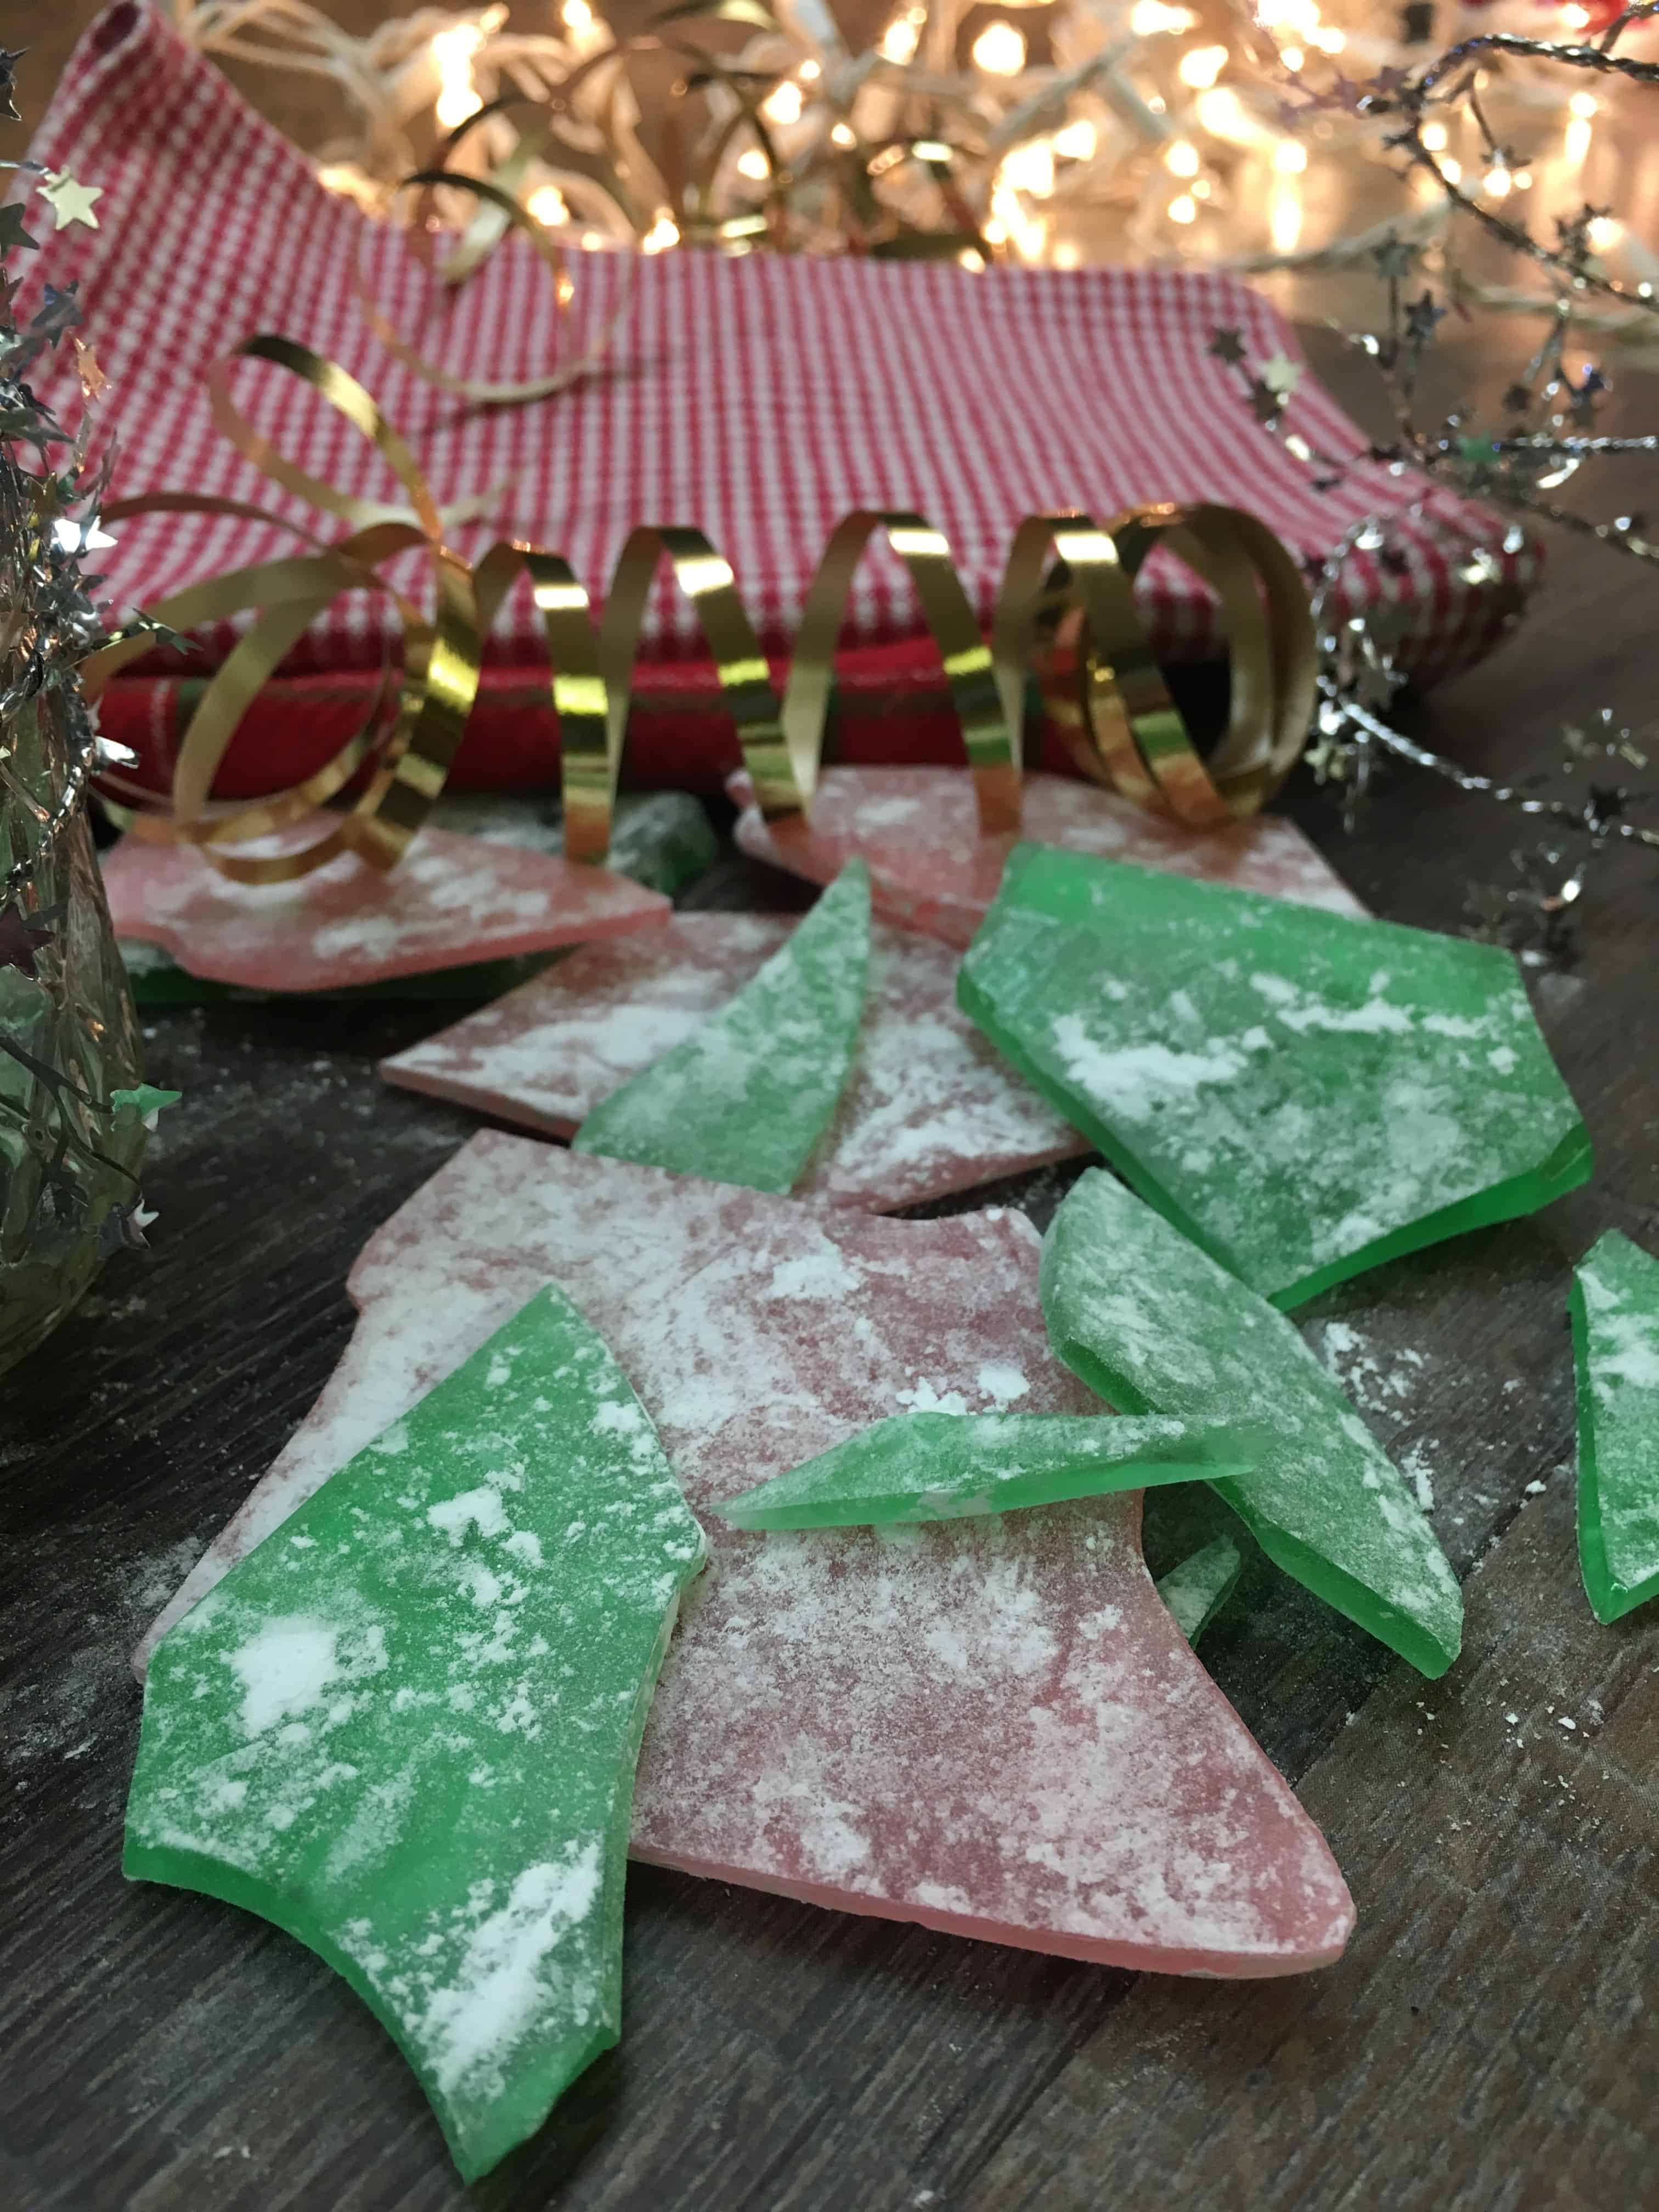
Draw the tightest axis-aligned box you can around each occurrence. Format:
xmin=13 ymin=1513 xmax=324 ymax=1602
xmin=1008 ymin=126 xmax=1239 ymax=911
xmin=960 ymin=843 xmax=1591 ymax=1308
xmin=1571 ymin=1228 xmax=1659 ymax=1625
xmin=1041 ymin=1170 xmax=1463 ymax=1678
xmin=124 ymin=1286 xmax=706 ymax=2182
xmin=573 ymin=859 xmax=870 ymax=1193
xmin=715 ymin=1411 xmax=1261 ymax=1530
xmin=1155 ymin=1536 xmax=1243 ymax=1645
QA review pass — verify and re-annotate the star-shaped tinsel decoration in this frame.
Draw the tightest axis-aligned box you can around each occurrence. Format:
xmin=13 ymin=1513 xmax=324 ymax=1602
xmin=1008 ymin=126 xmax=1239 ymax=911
xmin=1207 ymin=326 xmax=1248 ymax=367
xmin=0 ymin=900 xmax=58 ymax=978
xmin=38 ymin=171 xmax=102 ymax=232
xmin=0 ymin=201 xmax=38 ymax=256
xmin=71 ymin=336 xmax=106 ymax=399
xmin=98 ymin=1198 xmax=158 ymax=1257
xmin=1404 ymin=291 xmax=1444 ymax=344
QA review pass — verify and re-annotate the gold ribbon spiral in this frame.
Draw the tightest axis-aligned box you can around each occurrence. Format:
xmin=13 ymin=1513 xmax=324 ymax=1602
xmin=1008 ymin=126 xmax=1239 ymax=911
xmin=81 ymin=334 xmax=1317 ymax=882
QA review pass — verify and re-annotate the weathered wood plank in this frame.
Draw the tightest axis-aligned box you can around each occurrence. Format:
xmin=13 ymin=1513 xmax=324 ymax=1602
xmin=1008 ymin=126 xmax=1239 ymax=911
xmin=956 ymin=1475 xmax=1659 ymax=2212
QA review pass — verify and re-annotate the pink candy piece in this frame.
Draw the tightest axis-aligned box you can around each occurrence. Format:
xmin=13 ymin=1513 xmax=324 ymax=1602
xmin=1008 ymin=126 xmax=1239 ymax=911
xmin=102 ymin=826 xmax=670 ymax=991
xmin=732 ymin=766 xmax=1364 ymax=949
xmin=380 ymin=913 xmax=1091 ymax=1211
xmin=142 ymin=1138 xmax=1354 ymax=1978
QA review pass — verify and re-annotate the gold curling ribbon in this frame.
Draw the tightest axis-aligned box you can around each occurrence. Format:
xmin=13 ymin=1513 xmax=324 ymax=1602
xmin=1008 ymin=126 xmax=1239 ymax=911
xmin=82 ymin=335 xmax=1317 ymax=881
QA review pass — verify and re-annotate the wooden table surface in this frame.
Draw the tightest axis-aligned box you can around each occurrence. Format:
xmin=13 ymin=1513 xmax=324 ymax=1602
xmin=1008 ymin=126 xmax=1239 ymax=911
xmin=4 ymin=16 xmax=1659 ymax=2199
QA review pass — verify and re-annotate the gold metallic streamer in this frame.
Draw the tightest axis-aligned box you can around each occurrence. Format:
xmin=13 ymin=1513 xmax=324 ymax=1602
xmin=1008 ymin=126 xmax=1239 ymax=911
xmin=85 ymin=334 xmax=1317 ymax=881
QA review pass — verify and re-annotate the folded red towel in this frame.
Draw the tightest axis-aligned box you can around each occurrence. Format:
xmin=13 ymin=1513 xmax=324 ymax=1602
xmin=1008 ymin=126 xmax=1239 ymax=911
xmin=22 ymin=3 xmax=1538 ymax=797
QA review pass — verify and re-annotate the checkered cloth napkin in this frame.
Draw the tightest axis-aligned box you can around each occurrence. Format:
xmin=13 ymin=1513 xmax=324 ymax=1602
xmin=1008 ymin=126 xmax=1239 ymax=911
xmin=18 ymin=3 xmax=1537 ymax=791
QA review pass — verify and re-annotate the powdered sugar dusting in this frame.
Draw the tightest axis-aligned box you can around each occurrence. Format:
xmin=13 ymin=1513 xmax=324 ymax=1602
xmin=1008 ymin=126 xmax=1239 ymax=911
xmin=143 ymin=1138 xmax=1353 ymax=1977
xmin=102 ymin=824 xmax=670 ymax=992
xmin=732 ymin=765 xmax=1365 ymax=950
xmin=381 ymin=912 xmax=1089 ymax=1211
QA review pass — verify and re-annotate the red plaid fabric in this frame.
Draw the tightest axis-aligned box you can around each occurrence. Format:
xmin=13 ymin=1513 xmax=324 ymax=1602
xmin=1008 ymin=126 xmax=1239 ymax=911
xmin=19 ymin=6 xmax=1535 ymax=740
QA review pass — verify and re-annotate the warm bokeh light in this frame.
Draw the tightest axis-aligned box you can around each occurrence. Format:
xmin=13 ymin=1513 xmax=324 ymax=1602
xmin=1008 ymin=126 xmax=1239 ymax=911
xmin=641 ymin=211 xmax=680 ymax=252
xmin=736 ymin=148 xmax=771 ymax=181
xmin=1053 ymin=119 xmax=1097 ymax=161
xmin=1273 ymin=139 xmax=1307 ymax=173
xmin=1164 ymin=138 xmax=1201 ymax=177
xmin=831 ymin=121 xmax=857 ymax=148
xmin=762 ymin=81 xmax=804 ymax=126
xmin=1440 ymin=156 xmax=1462 ymax=185
xmin=527 ymin=183 xmax=571 ymax=227
xmin=972 ymin=22 xmax=1029 ymax=74
xmin=1130 ymin=2 xmax=1198 ymax=32
xmin=1421 ymin=121 xmax=1448 ymax=151
xmin=1483 ymin=166 xmax=1511 ymax=199
xmin=561 ymin=0 xmax=593 ymax=32
xmin=1588 ymin=215 xmax=1622 ymax=251
xmin=1268 ymin=180 xmax=1302 ymax=253
xmin=1280 ymin=45 xmax=1304 ymax=70
xmin=432 ymin=24 xmax=483 ymax=128
xmin=1569 ymin=91 xmax=1598 ymax=117
xmin=1178 ymin=44 xmax=1229 ymax=88
xmin=878 ymin=13 xmax=922 ymax=63
xmin=1167 ymin=193 xmax=1197 ymax=223
xmin=1000 ymin=139 xmax=1055 ymax=196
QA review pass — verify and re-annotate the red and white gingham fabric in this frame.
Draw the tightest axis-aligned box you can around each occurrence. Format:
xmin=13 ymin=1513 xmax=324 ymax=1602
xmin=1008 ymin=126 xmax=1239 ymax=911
xmin=19 ymin=2 xmax=1535 ymax=693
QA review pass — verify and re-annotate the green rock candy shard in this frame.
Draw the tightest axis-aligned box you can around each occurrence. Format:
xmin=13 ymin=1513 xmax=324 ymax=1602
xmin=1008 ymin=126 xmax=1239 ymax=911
xmin=572 ymin=859 xmax=871 ymax=1193
xmin=1041 ymin=1169 xmax=1463 ymax=1678
xmin=1570 ymin=1228 xmax=1659 ymax=1624
xmin=1155 ymin=1536 xmax=1243 ymax=1644
xmin=123 ymin=1285 xmax=707 ymax=2182
xmin=958 ymin=843 xmax=1590 ymax=1309
xmin=715 ymin=1411 xmax=1261 ymax=1529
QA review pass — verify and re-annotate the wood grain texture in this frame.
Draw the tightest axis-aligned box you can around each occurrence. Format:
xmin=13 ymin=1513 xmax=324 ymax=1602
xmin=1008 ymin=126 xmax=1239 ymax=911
xmin=4 ymin=317 xmax=1659 ymax=2204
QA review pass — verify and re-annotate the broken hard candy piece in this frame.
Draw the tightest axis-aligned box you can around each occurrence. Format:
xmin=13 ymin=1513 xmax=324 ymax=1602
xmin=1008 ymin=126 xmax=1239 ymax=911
xmin=716 ymin=1413 xmax=1261 ymax=1528
xmin=381 ymin=911 xmax=1088 ymax=1211
xmin=572 ymin=862 xmax=871 ymax=1194
xmin=1571 ymin=1228 xmax=1659 ymax=1624
xmin=1156 ymin=1536 xmax=1244 ymax=1645
xmin=102 ymin=823 xmax=670 ymax=993
xmin=144 ymin=1137 xmax=1355 ymax=1979
xmin=963 ymin=842 xmax=1590 ymax=1309
xmin=124 ymin=1285 xmax=706 ymax=2183
xmin=732 ymin=765 xmax=1365 ymax=950
xmin=117 ymin=792 xmax=713 ymax=1005
xmin=1041 ymin=1169 xmax=1463 ymax=1678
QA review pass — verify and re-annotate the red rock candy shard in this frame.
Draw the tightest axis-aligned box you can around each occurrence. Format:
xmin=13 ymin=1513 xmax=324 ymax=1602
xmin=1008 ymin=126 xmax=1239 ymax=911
xmin=380 ymin=914 xmax=1090 ymax=1211
xmin=101 ymin=825 xmax=670 ymax=992
xmin=730 ymin=765 xmax=1365 ymax=949
xmin=140 ymin=1138 xmax=1355 ymax=1978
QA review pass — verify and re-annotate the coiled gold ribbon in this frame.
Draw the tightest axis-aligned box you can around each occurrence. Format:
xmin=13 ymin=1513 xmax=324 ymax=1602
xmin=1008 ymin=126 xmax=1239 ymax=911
xmin=81 ymin=334 xmax=1317 ymax=882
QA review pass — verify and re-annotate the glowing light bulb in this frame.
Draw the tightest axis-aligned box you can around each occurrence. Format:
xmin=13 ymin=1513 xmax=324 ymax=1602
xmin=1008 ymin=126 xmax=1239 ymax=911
xmin=1588 ymin=215 xmax=1622 ymax=251
xmin=1000 ymin=139 xmax=1054 ymax=196
xmin=1178 ymin=43 xmax=1228 ymax=87
xmin=1421 ymin=121 xmax=1448 ymax=151
xmin=762 ymin=81 xmax=803 ymax=125
xmin=527 ymin=183 xmax=571 ymax=226
xmin=1130 ymin=1 xmax=1198 ymax=31
xmin=641 ymin=211 xmax=679 ymax=252
xmin=432 ymin=25 xmax=484 ymax=128
xmin=958 ymin=247 xmax=986 ymax=269
xmin=1280 ymin=44 xmax=1304 ymax=69
xmin=1053 ymin=119 xmax=1097 ymax=161
xmin=1167 ymin=193 xmax=1197 ymax=223
xmin=831 ymin=121 xmax=856 ymax=148
xmin=1564 ymin=3 xmax=1592 ymax=24
xmin=972 ymin=21 xmax=1028 ymax=74
xmin=799 ymin=58 xmax=821 ymax=80
xmin=1440 ymin=156 xmax=1462 ymax=184
xmin=1483 ymin=166 xmax=1511 ymax=199
xmin=1568 ymin=91 xmax=1598 ymax=116
xmin=580 ymin=230 xmax=602 ymax=250
xmin=1269 ymin=179 xmax=1302 ymax=253
xmin=1052 ymin=239 xmax=1081 ymax=268
xmin=562 ymin=0 xmax=594 ymax=31
xmin=1164 ymin=138 xmax=1201 ymax=176
xmin=1273 ymin=139 xmax=1307 ymax=173
xmin=878 ymin=14 xmax=921 ymax=61
xmin=1310 ymin=25 xmax=1345 ymax=52
xmin=736 ymin=148 xmax=771 ymax=181
xmin=1514 ymin=168 xmax=1533 ymax=189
